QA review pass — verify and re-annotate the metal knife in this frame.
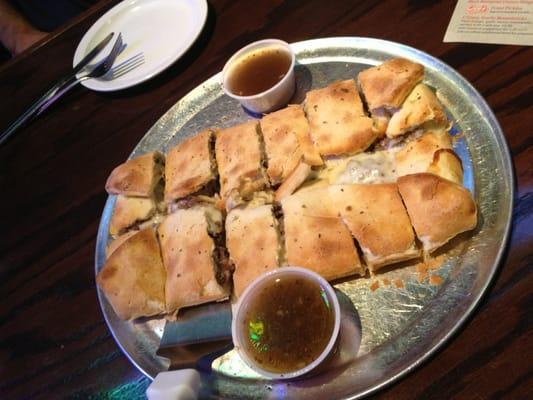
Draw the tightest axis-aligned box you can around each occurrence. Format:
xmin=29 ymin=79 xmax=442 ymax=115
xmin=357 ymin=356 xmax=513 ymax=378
xmin=0 ymin=31 xmax=115 ymax=146
xmin=157 ymin=302 xmax=233 ymax=370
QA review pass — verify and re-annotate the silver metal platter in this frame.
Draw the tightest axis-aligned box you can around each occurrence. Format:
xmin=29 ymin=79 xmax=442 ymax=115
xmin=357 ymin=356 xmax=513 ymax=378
xmin=95 ymin=37 xmax=513 ymax=399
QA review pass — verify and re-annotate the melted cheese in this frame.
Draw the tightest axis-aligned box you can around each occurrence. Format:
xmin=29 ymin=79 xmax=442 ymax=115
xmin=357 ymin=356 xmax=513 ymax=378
xmin=317 ymin=151 xmax=397 ymax=185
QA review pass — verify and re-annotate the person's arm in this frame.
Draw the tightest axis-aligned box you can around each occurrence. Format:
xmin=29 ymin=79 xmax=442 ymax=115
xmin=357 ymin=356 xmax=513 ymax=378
xmin=0 ymin=0 xmax=47 ymax=56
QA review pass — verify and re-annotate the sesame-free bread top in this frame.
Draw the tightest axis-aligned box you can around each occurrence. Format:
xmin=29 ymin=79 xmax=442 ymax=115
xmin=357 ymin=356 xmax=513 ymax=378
xmin=395 ymin=129 xmax=463 ymax=184
xmin=281 ymin=188 xmax=364 ymax=280
xmin=158 ymin=206 xmax=229 ymax=314
xmin=226 ymin=204 xmax=280 ymax=298
xmin=109 ymin=195 xmax=156 ymax=236
xmin=386 ymin=83 xmax=448 ymax=138
xmin=397 ymin=173 xmax=477 ymax=253
xmin=105 ymin=151 xmax=164 ymax=197
xmin=358 ymin=58 xmax=424 ymax=111
xmin=164 ymin=129 xmax=216 ymax=203
xmin=329 ymin=183 xmax=419 ymax=271
xmin=215 ymin=120 xmax=269 ymax=203
xmin=306 ymin=79 xmax=377 ymax=156
xmin=96 ymin=227 xmax=166 ymax=320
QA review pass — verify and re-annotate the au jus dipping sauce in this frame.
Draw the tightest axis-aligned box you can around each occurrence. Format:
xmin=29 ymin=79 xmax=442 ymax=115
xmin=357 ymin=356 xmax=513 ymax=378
xmin=241 ymin=274 xmax=335 ymax=373
xmin=226 ymin=47 xmax=292 ymax=97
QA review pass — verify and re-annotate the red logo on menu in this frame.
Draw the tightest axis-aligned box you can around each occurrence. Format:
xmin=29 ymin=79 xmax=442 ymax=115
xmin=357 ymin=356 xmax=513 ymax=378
xmin=467 ymin=5 xmax=488 ymax=14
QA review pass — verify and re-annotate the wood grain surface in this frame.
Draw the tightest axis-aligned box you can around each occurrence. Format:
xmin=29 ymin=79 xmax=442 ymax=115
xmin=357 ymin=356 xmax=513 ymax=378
xmin=0 ymin=0 xmax=531 ymax=398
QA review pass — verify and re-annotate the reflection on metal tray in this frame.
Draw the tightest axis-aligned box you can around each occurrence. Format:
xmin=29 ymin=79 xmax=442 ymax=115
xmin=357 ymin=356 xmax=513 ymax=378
xmin=94 ymin=37 xmax=513 ymax=399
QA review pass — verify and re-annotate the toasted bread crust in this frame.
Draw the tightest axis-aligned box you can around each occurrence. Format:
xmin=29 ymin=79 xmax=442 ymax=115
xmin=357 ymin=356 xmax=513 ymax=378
xmin=165 ymin=129 xmax=216 ymax=202
xmin=109 ymin=195 xmax=156 ymax=236
xmin=215 ymin=121 xmax=269 ymax=202
xmin=260 ymin=107 xmax=304 ymax=185
xmin=281 ymin=189 xmax=364 ymax=280
xmin=96 ymin=227 xmax=166 ymax=320
xmin=397 ymin=173 xmax=477 ymax=252
xmin=395 ymin=129 xmax=463 ymax=184
xmin=158 ymin=207 xmax=228 ymax=314
xmin=105 ymin=151 xmax=164 ymax=197
xmin=226 ymin=205 xmax=280 ymax=298
xmin=427 ymin=148 xmax=463 ymax=185
xmin=306 ymin=79 xmax=377 ymax=155
xmin=329 ymin=184 xmax=419 ymax=271
xmin=386 ymin=84 xmax=448 ymax=138
xmin=358 ymin=58 xmax=424 ymax=111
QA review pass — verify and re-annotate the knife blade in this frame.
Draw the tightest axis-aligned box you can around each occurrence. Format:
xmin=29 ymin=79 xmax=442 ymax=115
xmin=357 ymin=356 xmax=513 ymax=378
xmin=71 ymin=31 xmax=115 ymax=76
xmin=157 ymin=302 xmax=233 ymax=370
xmin=0 ymin=31 xmax=115 ymax=146
xmin=159 ymin=302 xmax=233 ymax=348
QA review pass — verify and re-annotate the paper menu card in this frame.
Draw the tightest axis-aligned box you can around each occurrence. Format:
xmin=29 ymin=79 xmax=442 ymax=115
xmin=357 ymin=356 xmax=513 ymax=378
xmin=444 ymin=0 xmax=533 ymax=45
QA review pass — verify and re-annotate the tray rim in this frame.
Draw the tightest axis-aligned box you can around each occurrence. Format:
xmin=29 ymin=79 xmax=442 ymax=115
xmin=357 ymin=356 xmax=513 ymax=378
xmin=94 ymin=36 xmax=514 ymax=398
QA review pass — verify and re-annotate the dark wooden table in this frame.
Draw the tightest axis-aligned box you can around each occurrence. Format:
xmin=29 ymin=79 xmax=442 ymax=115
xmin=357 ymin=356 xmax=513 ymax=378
xmin=1 ymin=0 xmax=531 ymax=398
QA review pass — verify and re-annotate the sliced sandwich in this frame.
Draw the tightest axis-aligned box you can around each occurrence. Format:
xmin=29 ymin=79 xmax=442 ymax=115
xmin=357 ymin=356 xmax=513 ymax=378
xmin=386 ymin=83 xmax=448 ymax=138
xmin=329 ymin=184 xmax=419 ymax=271
xmin=164 ymin=129 xmax=218 ymax=206
xmin=106 ymin=230 xmax=137 ymax=258
xmin=427 ymin=149 xmax=463 ymax=185
xmin=109 ymin=195 xmax=156 ymax=236
xmin=105 ymin=151 xmax=165 ymax=197
xmin=215 ymin=121 xmax=269 ymax=206
xmin=395 ymin=129 xmax=463 ymax=184
xmin=274 ymin=161 xmax=312 ymax=201
xmin=260 ymin=105 xmax=322 ymax=186
xmin=281 ymin=188 xmax=364 ymax=280
xmin=226 ymin=205 xmax=281 ymax=298
xmin=305 ymin=79 xmax=377 ymax=156
xmin=96 ymin=227 xmax=167 ymax=320
xmin=397 ymin=173 xmax=477 ymax=253
xmin=358 ymin=58 xmax=424 ymax=134
xmin=158 ymin=206 xmax=231 ymax=315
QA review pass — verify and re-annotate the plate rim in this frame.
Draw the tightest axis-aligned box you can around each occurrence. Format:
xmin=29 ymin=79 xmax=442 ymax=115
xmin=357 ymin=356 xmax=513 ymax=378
xmin=94 ymin=36 xmax=514 ymax=398
xmin=74 ymin=0 xmax=208 ymax=92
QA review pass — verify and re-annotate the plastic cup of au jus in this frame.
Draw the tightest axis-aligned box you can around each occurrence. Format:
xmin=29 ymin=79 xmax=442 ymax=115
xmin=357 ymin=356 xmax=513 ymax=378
xmin=222 ymin=39 xmax=296 ymax=114
xmin=232 ymin=266 xmax=341 ymax=380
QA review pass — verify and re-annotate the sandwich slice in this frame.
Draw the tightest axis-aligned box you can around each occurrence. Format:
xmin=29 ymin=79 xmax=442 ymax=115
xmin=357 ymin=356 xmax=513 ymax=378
xmin=358 ymin=58 xmax=424 ymax=134
xmin=215 ymin=121 xmax=269 ymax=206
xmin=427 ymin=149 xmax=463 ymax=185
xmin=260 ymin=105 xmax=322 ymax=186
xmin=105 ymin=151 xmax=165 ymax=197
xmin=397 ymin=173 xmax=477 ymax=253
xmin=395 ymin=129 xmax=463 ymax=184
xmin=109 ymin=195 xmax=156 ymax=236
xmin=226 ymin=205 xmax=281 ymax=298
xmin=96 ymin=227 xmax=167 ymax=320
xmin=305 ymin=79 xmax=377 ymax=156
xmin=158 ymin=206 xmax=231 ymax=315
xmin=164 ymin=129 xmax=218 ymax=206
xmin=329 ymin=184 xmax=419 ymax=272
xmin=281 ymin=188 xmax=364 ymax=280
xmin=386 ymin=83 xmax=448 ymax=138
xmin=275 ymin=161 xmax=312 ymax=201
xmin=106 ymin=230 xmax=138 ymax=258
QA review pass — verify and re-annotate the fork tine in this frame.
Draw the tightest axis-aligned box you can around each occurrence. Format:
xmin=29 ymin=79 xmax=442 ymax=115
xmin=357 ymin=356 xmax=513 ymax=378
xmin=105 ymin=52 xmax=145 ymax=80
xmin=104 ymin=33 xmax=124 ymax=69
xmin=111 ymin=52 xmax=144 ymax=74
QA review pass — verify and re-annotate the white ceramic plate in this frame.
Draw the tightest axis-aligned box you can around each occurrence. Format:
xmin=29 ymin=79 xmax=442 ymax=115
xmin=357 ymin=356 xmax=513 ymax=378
xmin=73 ymin=0 xmax=208 ymax=91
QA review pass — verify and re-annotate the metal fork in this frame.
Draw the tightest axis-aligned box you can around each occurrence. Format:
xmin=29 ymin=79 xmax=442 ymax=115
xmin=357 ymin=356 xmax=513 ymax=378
xmin=0 ymin=33 xmax=125 ymax=146
xmin=37 ymin=51 xmax=145 ymax=116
